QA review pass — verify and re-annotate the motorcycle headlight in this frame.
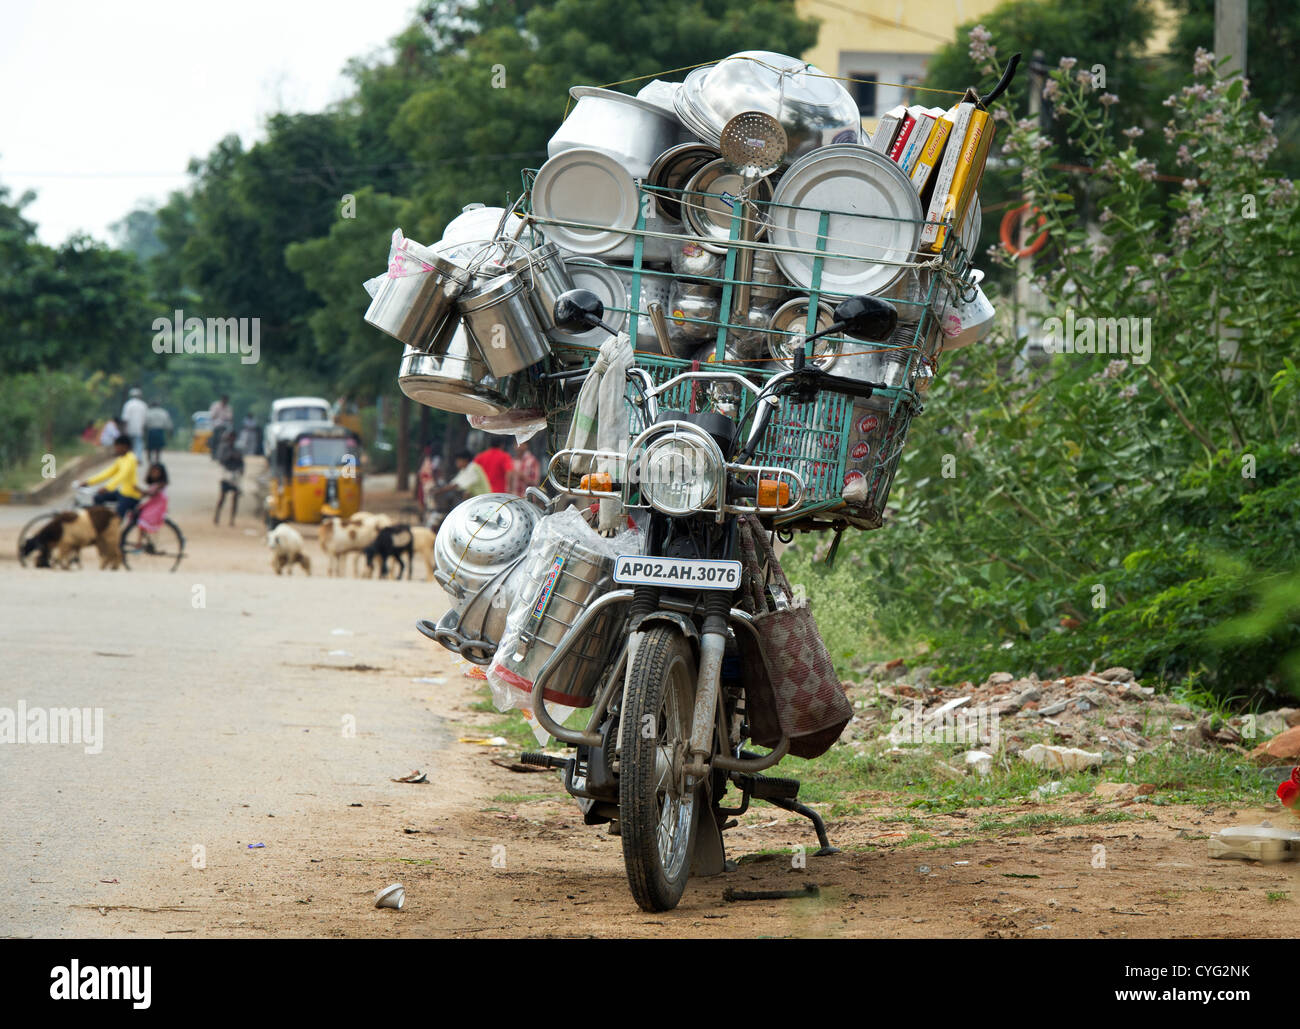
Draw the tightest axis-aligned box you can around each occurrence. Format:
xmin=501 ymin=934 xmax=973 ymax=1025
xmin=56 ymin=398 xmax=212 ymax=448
xmin=638 ymin=425 xmax=721 ymax=515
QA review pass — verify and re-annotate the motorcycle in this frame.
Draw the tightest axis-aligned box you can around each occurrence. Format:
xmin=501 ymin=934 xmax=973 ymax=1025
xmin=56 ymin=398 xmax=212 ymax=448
xmin=508 ymin=287 xmax=899 ymax=911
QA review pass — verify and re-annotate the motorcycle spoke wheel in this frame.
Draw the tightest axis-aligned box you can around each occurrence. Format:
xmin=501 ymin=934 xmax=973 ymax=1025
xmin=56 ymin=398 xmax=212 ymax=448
xmin=618 ymin=626 xmax=698 ymax=912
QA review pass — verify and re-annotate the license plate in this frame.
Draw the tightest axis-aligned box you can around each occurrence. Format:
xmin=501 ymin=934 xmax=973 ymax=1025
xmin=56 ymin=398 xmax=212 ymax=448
xmin=613 ymin=555 xmax=742 ymax=591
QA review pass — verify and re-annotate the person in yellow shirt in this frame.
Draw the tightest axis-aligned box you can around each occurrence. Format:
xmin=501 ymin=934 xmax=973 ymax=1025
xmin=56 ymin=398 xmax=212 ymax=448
xmin=79 ymin=436 xmax=142 ymax=518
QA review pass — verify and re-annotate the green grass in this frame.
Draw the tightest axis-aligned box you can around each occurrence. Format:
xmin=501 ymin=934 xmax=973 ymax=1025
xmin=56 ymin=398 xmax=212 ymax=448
xmin=490 ymin=792 xmax=563 ymax=805
xmin=0 ymin=439 xmax=96 ymax=490
xmin=768 ymin=738 xmax=1274 ymax=818
xmin=462 ymin=686 xmax=1277 ymax=847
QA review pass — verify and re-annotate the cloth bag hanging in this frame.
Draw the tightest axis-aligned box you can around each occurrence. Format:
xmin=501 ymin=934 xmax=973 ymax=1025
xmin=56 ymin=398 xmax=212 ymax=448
xmin=736 ymin=515 xmax=852 ymax=759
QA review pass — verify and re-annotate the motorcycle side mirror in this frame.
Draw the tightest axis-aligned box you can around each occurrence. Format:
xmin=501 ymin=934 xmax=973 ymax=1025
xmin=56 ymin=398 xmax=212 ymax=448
xmin=553 ymin=289 xmax=614 ymax=334
xmin=830 ymin=295 xmax=898 ymax=342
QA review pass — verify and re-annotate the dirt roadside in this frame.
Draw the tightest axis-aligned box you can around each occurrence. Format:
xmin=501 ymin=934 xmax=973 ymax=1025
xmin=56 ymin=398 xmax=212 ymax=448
xmin=73 ymin=652 xmax=1300 ymax=940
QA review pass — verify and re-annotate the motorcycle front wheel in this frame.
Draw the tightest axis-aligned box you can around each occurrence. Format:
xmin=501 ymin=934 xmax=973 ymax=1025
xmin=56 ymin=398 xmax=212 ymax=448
xmin=619 ymin=626 xmax=699 ymax=912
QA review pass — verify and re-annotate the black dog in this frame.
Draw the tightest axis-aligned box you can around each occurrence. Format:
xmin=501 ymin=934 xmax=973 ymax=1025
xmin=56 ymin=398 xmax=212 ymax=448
xmin=364 ymin=525 xmax=414 ymax=580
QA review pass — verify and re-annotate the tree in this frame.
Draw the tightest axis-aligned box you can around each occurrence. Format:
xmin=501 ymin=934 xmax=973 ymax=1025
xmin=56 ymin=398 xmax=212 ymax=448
xmin=1165 ymin=0 xmax=1300 ymax=174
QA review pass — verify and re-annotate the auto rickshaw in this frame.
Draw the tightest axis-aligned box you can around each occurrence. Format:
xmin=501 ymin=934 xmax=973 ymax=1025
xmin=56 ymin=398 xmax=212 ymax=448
xmin=190 ymin=412 xmax=213 ymax=454
xmin=266 ymin=425 xmax=362 ymax=523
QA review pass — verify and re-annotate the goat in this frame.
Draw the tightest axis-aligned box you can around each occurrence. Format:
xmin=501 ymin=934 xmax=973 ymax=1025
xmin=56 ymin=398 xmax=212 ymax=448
xmin=266 ymin=520 xmax=311 ymax=575
xmin=320 ymin=511 xmax=393 ymax=576
xmin=363 ymin=525 xmax=415 ymax=580
xmin=23 ymin=508 xmax=122 ymax=570
xmin=410 ymin=525 xmax=436 ymax=581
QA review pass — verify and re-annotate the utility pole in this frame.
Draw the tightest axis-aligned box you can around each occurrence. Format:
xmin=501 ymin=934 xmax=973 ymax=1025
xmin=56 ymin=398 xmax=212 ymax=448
xmin=1017 ymin=51 xmax=1049 ymax=348
xmin=1214 ymin=0 xmax=1248 ymax=79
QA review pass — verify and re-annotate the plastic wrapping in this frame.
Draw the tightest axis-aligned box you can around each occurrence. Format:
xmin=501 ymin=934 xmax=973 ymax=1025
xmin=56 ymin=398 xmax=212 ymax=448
xmin=486 ymin=508 xmax=639 ymax=719
xmin=363 ymin=229 xmax=427 ymax=297
xmin=467 ymin=409 xmax=548 ymax=445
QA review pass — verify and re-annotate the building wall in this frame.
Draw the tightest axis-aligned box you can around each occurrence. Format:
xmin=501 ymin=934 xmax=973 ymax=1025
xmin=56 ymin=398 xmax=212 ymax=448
xmin=796 ymin=0 xmax=1004 ymax=130
xmin=797 ymin=0 xmax=1179 ymax=128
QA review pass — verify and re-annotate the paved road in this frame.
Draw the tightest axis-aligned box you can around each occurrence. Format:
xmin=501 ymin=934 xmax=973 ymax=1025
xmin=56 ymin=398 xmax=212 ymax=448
xmin=0 ymin=451 xmax=451 ymax=937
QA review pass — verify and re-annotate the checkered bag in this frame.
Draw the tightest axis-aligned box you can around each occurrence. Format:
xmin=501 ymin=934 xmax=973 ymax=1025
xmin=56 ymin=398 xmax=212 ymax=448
xmin=737 ymin=516 xmax=851 ymax=759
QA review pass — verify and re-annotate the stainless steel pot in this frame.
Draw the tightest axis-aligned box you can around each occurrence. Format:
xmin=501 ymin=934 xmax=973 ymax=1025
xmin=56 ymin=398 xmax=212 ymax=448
xmin=482 ymin=242 xmax=577 ymax=338
xmin=548 ymin=86 xmax=690 ymax=178
xmin=493 ymin=537 xmax=618 ymax=708
xmin=834 ymin=321 xmax=925 ymax=389
xmin=397 ymin=328 xmax=518 ymax=417
xmin=433 ymin=492 xmax=541 ymax=601
xmin=432 ymin=556 xmax=532 ymax=663
xmin=364 ymin=240 xmax=472 ymax=353
xmin=458 ymin=268 xmax=551 ymax=377
xmin=667 ymin=280 xmax=721 ymax=349
xmin=748 ymin=248 xmax=792 ymax=306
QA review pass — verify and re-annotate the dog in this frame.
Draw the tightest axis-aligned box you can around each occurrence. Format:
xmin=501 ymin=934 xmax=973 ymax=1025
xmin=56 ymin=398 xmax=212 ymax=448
xmin=23 ymin=508 xmax=122 ymax=569
xmin=266 ymin=519 xmax=311 ymax=575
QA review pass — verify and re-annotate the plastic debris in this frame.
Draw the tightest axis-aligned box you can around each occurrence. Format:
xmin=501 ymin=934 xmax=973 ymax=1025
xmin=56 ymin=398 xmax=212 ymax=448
xmin=1208 ymin=822 xmax=1300 ymax=863
xmin=458 ymin=736 xmax=509 ymax=746
xmin=1021 ymin=743 xmax=1106 ymax=772
xmin=331 ymin=628 xmax=355 ymax=636
xmin=411 ymin=676 xmax=448 ymax=685
xmin=375 ymin=883 xmax=405 ymax=910
xmin=327 ymin=649 xmax=352 ymax=657
xmin=391 ymin=770 xmax=428 ymax=784
xmin=248 ymin=843 xmax=265 ymax=849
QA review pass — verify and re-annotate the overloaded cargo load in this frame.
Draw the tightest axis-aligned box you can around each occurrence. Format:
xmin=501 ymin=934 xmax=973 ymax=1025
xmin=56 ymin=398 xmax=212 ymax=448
xmin=363 ymin=49 xmax=1003 ymax=533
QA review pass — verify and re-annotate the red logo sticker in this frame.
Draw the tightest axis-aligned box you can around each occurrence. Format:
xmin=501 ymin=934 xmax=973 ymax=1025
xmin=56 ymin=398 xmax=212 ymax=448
xmin=856 ymin=414 xmax=879 ymax=433
xmin=844 ymin=470 xmax=865 ymax=486
xmin=851 ymin=442 xmax=871 ymax=460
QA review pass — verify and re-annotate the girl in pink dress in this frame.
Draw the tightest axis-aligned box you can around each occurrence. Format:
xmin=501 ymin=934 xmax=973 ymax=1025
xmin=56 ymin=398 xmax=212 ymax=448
xmin=135 ymin=463 xmax=169 ymax=534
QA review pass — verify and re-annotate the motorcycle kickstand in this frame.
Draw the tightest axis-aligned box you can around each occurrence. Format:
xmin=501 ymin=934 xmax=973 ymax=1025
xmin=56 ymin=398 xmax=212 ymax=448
xmin=765 ymin=796 xmax=840 ymax=856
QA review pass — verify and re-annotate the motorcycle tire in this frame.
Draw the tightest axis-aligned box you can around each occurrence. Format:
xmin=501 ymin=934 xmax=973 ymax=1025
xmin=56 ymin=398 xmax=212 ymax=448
xmin=618 ymin=626 xmax=699 ymax=912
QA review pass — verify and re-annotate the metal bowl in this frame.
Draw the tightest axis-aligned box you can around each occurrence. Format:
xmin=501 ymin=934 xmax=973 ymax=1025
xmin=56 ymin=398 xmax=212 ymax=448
xmin=680 ymin=158 xmax=773 ymax=254
xmin=675 ymin=51 xmax=863 ymax=163
xmin=765 ymin=297 xmax=839 ymax=370
xmin=647 ymin=142 xmax=721 ymax=222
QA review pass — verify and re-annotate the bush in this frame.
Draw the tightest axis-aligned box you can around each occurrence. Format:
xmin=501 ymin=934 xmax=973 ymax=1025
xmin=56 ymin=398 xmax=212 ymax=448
xmin=807 ymin=42 xmax=1300 ymax=701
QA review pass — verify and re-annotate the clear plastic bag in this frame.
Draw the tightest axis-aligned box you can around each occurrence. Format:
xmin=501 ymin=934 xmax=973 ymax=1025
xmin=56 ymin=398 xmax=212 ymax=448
xmin=486 ymin=507 xmax=639 ymax=720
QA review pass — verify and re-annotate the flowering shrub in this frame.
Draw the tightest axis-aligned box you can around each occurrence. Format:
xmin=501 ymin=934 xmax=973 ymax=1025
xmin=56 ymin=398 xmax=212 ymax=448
xmin=788 ymin=42 xmax=1300 ymax=699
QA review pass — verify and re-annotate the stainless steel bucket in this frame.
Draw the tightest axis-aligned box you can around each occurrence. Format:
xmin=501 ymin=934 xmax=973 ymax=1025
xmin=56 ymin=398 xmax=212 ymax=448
xmin=458 ymin=269 xmax=551 ymax=377
xmin=493 ymin=539 xmax=617 ymax=708
xmin=397 ymin=328 xmax=518 ymax=417
xmin=431 ymin=556 xmax=531 ymax=664
xmin=364 ymin=241 xmax=472 ymax=353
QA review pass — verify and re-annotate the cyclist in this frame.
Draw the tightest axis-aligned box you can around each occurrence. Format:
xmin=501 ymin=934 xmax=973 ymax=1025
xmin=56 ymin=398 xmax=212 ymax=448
xmin=77 ymin=436 xmax=142 ymax=518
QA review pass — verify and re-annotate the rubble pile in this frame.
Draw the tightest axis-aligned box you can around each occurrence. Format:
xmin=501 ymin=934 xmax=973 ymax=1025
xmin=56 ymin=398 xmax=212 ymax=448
xmin=843 ymin=662 xmax=1300 ymax=763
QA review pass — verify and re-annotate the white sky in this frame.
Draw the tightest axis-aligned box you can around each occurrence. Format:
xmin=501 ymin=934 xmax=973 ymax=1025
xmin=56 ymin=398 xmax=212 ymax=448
xmin=0 ymin=0 xmax=421 ymax=245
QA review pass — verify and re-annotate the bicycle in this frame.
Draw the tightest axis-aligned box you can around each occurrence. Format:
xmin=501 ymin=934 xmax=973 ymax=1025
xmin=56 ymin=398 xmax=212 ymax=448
xmin=17 ymin=486 xmax=185 ymax=573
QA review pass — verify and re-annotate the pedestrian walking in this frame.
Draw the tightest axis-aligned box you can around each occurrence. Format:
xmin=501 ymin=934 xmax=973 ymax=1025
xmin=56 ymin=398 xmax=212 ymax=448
xmin=144 ymin=399 xmax=173 ymax=465
xmin=121 ymin=388 xmax=148 ymax=464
